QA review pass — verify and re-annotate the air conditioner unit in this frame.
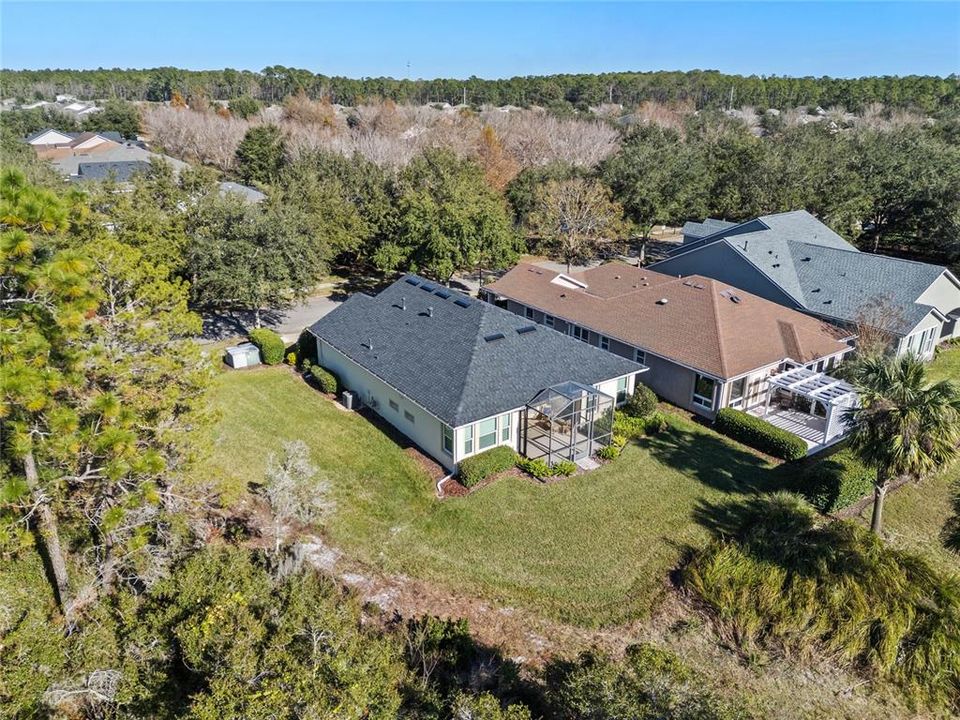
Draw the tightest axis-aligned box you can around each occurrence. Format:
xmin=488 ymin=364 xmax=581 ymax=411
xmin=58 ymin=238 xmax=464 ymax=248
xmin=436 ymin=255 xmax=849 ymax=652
xmin=341 ymin=390 xmax=355 ymax=410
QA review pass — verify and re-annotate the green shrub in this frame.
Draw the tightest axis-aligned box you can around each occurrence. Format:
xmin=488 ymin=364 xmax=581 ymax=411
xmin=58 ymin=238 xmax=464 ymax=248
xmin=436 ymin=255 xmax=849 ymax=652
xmin=596 ymin=445 xmax=621 ymax=461
xmin=249 ymin=328 xmax=285 ymax=365
xmin=297 ymin=328 xmax=318 ymax=366
xmin=458 ymin=446 xmax=517 ymax=487
xmin=610 ymin=433 xmax=627 ymax=450
xmin=714 ymin=408 xmax=807 ymax=461
xmin=552 ymin=460 xmax=577 ymax=477
xmin=802 ymin=448 xmax=875 ymax=513
xmin=643 ymin=412 xmax=668 ymax=435
xmin=683 ymin=492 xmax=960 ymax=710
xmin=613 ymin=412 xmax=647 ymax=440
xmin=623 ymin=383 xmax=658 ymax=418
xmin=517 ymin=457 xmax=554 ymax=480
xmin=310 ymin=364 xmax=339 ymax=395
xmin=286 ymin=351 xmax=297 ymax=366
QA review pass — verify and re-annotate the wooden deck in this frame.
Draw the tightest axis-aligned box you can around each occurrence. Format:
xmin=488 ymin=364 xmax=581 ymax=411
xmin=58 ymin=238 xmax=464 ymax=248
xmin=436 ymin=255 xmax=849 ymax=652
xmin=748 ymin=407 xmax=827 ymax=452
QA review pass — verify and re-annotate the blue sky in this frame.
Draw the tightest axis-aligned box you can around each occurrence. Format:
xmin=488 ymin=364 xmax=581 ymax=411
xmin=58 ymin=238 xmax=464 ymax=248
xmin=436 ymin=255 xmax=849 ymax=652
xmin=3 ymin=2 xmax=958 ymax=78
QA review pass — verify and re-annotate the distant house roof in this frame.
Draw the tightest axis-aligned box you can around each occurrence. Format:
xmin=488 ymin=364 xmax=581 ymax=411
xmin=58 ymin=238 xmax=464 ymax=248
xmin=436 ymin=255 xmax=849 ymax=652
xmin=681 ymin=218 xmax=736 ymax=240
xmin=485 ymin=262 xmax=853 ymax=380
xmin=308 ymin=275 xmax=643 ymax=427
xmin=219 ymin=181 xmax=266 ymax=203
xmin=50 ymin=144 xmax=189 ymax=178
xmin=657 ymin=210 xmax=948 ymax=334
xmin=25 ymin=128 xmax=74 ymax=145
xmin=77 ymin=160 xmax=152 ymax=182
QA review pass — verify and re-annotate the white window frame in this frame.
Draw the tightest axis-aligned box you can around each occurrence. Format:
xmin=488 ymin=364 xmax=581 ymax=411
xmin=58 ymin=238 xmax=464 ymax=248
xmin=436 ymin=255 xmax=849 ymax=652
xmin=571 ymin=325 xmax=589 ymax=343
xmin=442 ymin=425 xmax=453 ymax=455
xmin=500 ymin=413 xmax=512 ymax=442
xmin=544 ymin=314 xmax=555 ymax=328
xmin=692 ymin=374 xmax=716 ymax=410
xmin=463 ymin=425 xmax=474 ymax=455
xmin=524 ymin=306 xmax=535 ymax=320
xmin=616 ymin=376 xmax=629 ymax=404
xmin=634 ymin=348 xmax=646 ymax=364
xmin=403 ymin=409 xmax=415 ymax=423
xmin=728 ymin=377 xmax=746 ymax=409
xmin=600 ymin=335 xmax=610 ymax=351
xmin=477 ymin=417 xmax=498 ymax=451
xmin=389 ymin=399 xmax=399 ymax=412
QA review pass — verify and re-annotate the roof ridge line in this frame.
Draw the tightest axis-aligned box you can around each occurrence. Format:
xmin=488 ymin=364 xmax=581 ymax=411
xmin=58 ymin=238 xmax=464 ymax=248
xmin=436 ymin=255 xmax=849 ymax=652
xmin=707 ymin=279 xmax=729 ymax=377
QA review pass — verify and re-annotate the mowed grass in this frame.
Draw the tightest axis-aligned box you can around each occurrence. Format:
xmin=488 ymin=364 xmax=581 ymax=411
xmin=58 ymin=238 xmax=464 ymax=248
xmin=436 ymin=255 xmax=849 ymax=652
xmin=196 ymin=365 xmax=791 ymax=627
xmin=863 ymin=344 xmax=960 ymax=573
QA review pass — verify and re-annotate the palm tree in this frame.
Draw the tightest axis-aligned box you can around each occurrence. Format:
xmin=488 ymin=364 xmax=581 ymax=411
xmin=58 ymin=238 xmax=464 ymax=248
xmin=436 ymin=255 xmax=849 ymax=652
xmin=845 ymin=353 xmax=960 ymax=534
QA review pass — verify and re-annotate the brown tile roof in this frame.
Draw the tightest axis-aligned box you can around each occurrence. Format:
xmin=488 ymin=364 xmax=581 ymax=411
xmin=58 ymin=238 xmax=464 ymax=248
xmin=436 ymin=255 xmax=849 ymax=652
xmin=485 ymin=261 xmax=853 ymax=379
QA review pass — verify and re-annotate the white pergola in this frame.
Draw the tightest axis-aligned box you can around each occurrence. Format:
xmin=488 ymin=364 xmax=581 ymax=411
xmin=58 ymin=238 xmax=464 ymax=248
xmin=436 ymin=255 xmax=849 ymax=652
xmin=763 ymin=367 xmax=858 ymax=445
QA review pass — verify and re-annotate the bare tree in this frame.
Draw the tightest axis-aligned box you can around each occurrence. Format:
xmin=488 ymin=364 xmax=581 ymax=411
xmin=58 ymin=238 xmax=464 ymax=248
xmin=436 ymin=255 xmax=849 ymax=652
xmin=261 ymin=440 xmax=333 ymax=554
xmin=852 ymin=294 xmax=908 ymax=358
xmin=527 ymin=177 xmax=627 ymax=272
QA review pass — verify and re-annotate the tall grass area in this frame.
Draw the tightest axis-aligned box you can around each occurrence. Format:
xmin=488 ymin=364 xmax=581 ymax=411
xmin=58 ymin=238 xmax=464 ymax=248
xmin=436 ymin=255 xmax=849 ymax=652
xmin=684 ymin=493 xmax=960 ymax=711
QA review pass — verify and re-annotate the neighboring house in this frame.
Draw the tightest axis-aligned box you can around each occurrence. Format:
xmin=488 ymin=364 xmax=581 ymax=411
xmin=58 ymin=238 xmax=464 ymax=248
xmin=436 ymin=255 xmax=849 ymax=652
xmin=47 ymin=143 xmax=190 ymax=181
xmin=484 ymin=261 xmax=857 ymax=450
xmin=26 ymin=128 xmax=75 ymax=146
xmin=219 ymin=181 xmax=266 ymax=203
xmin=307 ymin=275 xmax=646 ymax=472
xmin=650 ymin=210 xmax=960 ymax=358
xmin=680 ymin=218 xmax=736 ymax=245
xmin=76 ymin=160 xmax=152 ymax=182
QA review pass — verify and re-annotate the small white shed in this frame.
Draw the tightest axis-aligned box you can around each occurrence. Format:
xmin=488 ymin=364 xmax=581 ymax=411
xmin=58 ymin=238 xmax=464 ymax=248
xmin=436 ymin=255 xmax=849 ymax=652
xmin=224 ymin=342 xmax=261 ymax=369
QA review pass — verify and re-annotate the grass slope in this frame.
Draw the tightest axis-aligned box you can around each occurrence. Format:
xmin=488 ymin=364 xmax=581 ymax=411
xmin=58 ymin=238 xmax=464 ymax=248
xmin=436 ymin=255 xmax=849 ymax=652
xmin=196 ymin=365 xmax=790 ymax=627
xmin=861 ymin=345 xmax=960 ymax=573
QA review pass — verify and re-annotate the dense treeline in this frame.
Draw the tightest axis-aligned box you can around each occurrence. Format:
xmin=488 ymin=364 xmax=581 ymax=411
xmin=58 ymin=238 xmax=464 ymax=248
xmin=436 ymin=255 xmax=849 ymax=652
xmin=4 ymin=66 xmax=958 ymax=112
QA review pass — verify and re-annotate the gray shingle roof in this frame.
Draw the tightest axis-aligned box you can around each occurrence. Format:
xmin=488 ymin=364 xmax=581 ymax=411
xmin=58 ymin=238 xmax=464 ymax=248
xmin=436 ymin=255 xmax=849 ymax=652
xmin=308 ymin=275 xmax=644 ymax=427
xmin=672 ymin=210 xmax=857 ymax=256
xmin=681 ymin=218 xmax=736 ymax=239
xmin=76 ymin=160 xmax=152 ymax=182
xmin=740 ymin=239 xmax=945 ymax=333
xmin=660 ymin=210 xmax=947 ymax=334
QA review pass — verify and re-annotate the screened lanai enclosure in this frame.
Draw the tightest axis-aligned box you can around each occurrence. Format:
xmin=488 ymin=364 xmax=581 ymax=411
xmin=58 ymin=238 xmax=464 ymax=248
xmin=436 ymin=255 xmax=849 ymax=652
xmin=521 ymin=382 xmax=615 ymax=463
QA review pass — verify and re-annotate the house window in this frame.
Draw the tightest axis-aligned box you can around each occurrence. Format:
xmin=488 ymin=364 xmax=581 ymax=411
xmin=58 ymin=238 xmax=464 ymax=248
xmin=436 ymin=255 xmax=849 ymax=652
xmin=616 ymin=376 xmax=629 ymax=404
xmin=442 ymin=426 xmax=453 ymax=455
xmin=728 ymin=377 xmax=746 ymax=408
xmin=389 ymin=399 xmax=399 ymax=412
xmin=634 ymin=348 xmax=646 ymax=364
xmin=572 ymin=325 xmax=589 ymax=343
xmin=500 ymin=413 xmax=511 ymax=442
xmin=816 ymin=360 xmax=825 ymax=373
xmin=463 ymin=425 xmax=474 ymax=455
xmin=544 ymin=315 xmax=555 ymax=328
xmin=600 ymin=336 xmax=610 ymax=351
xmin=524 ymin=306 xmax=535 ymax=320
xmin=922 ymin=327 xmax=936 ymax=355
xmin=404 ymin=410 xmax=415 ymax=423
xmin=478 ymin=417 xmax=497 ymax=450
xmin=693 ymin=374 xmax=716 ymax=409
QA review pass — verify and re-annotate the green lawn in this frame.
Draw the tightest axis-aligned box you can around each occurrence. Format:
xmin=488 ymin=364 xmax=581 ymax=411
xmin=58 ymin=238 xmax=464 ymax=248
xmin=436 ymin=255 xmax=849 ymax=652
xmin=196 ymin=365 xmax=790 ymax=627
xmin=862 ymin=344 xmax=960 ymax=573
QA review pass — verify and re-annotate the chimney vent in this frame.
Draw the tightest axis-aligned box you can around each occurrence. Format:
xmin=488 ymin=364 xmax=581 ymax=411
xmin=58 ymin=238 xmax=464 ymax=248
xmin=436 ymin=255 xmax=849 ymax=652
xmin=656 ymin=298 xmax=669 ymax=305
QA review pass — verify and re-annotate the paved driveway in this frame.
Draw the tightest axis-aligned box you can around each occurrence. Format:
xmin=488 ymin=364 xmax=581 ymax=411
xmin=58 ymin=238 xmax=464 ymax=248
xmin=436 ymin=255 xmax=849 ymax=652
xmin=199 ymin=293 xmax=344 ymax=344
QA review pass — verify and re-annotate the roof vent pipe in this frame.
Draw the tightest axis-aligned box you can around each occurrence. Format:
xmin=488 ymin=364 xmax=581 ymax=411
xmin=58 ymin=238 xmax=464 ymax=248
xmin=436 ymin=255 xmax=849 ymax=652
xmin=401 ymin=296 xmax=406 ymax=310
xmin=427 ymin=306 xmax=433 ymax=317
xmin=657 ymin=298 xmax=669 ymax=305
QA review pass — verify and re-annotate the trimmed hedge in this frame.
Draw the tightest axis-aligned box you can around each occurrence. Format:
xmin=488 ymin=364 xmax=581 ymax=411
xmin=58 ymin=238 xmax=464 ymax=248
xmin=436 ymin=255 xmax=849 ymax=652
xmin=714 ymin=408 xmax=807 ymax=461
xmin=459 ymin=446 xmax=517 ymax=488
xmin=623 ymin=383 xmax=658 ymax=418
xmin=802 ymin=448 xmax=876 ymax=513
xmin=249 ymin=328 xmax=285 ymax=365
xmin=297 ymin=328 xmax=318 ymax=367
xmin=310 ymin=364 xmax=339 ymax=395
